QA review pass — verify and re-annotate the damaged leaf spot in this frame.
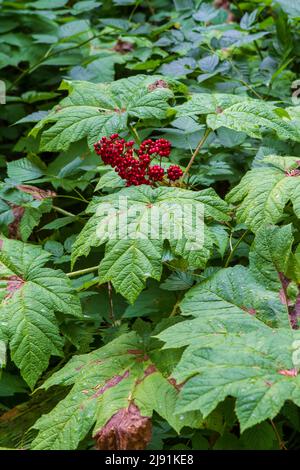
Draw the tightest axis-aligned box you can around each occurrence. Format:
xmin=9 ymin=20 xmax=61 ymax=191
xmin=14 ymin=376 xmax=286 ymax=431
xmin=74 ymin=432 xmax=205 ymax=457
xmin=5 ymin=275 xmax=25 ymax=300
xmin=93 ymin=370 xmax=129 ymax=398
xmin=127 ymin=349 xmax=149 ymax=362
xmin=289 ymin=296 xmax=300 ymax=330
xmin=168 ymin=377 xmax=182 ymax=391
xmin=113 ymin=39 xmax=134 ymax=54
xmin=148 ymin=80 xmax=169 ymax=92
xmin=6 ymin=185 xmax=56 ymax=239
xmin=8 ymin=206 xmax=25 ymax=239
xmin=285 ymin=169 xmax=300 ymax=177
xmin=94 ymin=403 xmax=152 ymax=450
xmin=17 ymin=185 xmax=56 ymax=200
xmin=241 ymin=306 xmax=256 ymax=316
xmin=278 ymin=368 xmax=298 ymax=377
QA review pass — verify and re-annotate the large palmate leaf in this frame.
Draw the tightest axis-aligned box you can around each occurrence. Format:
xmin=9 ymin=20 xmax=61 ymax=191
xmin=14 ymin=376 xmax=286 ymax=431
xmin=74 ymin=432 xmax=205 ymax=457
xmin=157 ymin=225 xmax=299 ymax=431
xmin=71 ymin=185 xmax=230 ymax=303
xmin=227 ymin=156 xmax=300 ymax=232
xmin=31 ymin=75 xmax=175 ymax=151
xmin=176 ymin=94 xmax=300 ymax=141
xmin=159 ymin=225 xmax=293 ymax=353
xmin=173 ymin=328 xmax=300 ymax=432
xmin=0 ymin=238 xmax=82 ymax=388
xmin=159 ymin=307 xmax=300 ymax=432
xmin=31 ymin=332 xmax=202 ymax=450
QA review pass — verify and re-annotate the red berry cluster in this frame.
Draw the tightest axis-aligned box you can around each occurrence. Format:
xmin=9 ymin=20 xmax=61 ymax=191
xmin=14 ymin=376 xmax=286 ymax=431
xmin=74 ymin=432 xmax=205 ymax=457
xmin=94 ymin=134 xmax=183 ymax=186
xmin=167 ymin=165 xmax=184 ymax=181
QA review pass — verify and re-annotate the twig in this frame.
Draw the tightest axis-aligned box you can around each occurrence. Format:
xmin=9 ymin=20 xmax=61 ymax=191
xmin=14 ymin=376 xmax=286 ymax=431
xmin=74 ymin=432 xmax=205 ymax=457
xmin=225 ymin=230 xmax=249 ymax=268
xmin=169 ymin=299 xmax=181 ymax=317
xmin=181 ymin=128 xmax=211 ymax=182
xmin=66 ymin=266 xmax=99 ymax=277
xmin=270 ymin=419 xmax=287 ymax=450
xmin=129 ymin=124 xmax=141 ymax=144
xmin=52 ymin=205 xmax=76 ymax=218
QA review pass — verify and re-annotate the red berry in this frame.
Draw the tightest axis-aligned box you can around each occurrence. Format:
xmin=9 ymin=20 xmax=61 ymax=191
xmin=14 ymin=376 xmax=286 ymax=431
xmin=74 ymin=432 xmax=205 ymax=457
xmin=167 ymin=165 xmax=183 ymax=181
xmin=94 ymin=134 xmax=171 ymax=186
xmin=148 ymin=165 xmax=165 ymax=182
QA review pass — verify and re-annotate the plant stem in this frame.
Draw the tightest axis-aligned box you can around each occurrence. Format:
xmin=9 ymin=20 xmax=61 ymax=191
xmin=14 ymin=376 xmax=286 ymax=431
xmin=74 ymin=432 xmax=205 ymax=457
xmin=55 ymin=194 xmax=89 ymax=203
xmin=52 ymin=205 xmax=76 ymax=218
xmin=254 ymin=40 xmax=263 ymax=60
xmin=107 ymin=281 xmax=116 ymax=325
xmin=169 ymin=299 xmax=181 ymax=317
xmin=270 ymin=419 xmax=287 ymax=450
xmin=66 ymin=266 xmax=99 ymax=277
xmin=181 ymin=128 xmax=211 ymax=182
xmin=224 ymin=230 xmax=249 ymax=268
xmin=129 ymin=124 xmax=141 ymax=144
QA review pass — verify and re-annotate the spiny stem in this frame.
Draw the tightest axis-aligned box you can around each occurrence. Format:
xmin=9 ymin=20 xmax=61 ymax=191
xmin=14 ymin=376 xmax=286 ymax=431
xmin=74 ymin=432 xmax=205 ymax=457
xmin=66 ymin=266 xmax=99 ymax=277
xmin=52 ymin=205 xmax=76 ymax=218
xmin=181 ymin=128 xmax=211 ymax=182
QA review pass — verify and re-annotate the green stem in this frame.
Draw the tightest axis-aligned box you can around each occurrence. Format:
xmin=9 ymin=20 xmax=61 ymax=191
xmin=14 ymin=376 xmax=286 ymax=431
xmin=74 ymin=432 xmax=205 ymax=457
xmin=66 ymin=266 xmax=99 ymax=277
xmin=225 ymin=230 xmax=249 ymax=268
xmin=169 ymin=299 xmax=181 ymax=317
xmin=129 ymin=124 xmax=141 ymax=144
xmin=128 ymin=0 xmax=141 ymax=22
xmin=270 ymin=419 xmax=287 ymax=450
xmin=52 ymin=205 xmax=76 ymax=218
xmin=181 ymin=128 xmax=211 ymax=182
xmin=254 ymin=40 xmax=263 ymax=60
xmin=55 ymin=194 xmax=89 ymax=203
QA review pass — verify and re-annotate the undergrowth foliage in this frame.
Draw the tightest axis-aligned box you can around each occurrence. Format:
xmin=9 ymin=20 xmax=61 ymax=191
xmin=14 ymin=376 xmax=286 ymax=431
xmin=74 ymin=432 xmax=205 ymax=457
xmin=1 ymin=0 xmax=300 ymax=451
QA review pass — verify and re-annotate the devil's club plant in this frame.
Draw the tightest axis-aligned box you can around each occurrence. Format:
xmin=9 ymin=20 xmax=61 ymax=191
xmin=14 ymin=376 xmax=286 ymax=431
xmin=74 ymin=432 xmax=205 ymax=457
xmin=2 ymin=0 xmax=300 ymax=452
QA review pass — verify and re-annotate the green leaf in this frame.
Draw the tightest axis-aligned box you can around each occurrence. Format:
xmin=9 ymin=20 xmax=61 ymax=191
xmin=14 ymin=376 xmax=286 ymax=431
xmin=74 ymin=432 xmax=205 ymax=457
xmin=0 ymin=238 xmax=82 ymax=388
xmin=33 ymin=76 xmax=174 ymax=152
xmin=173 ymin=328 xmax=300 ymax=432
xmin=249 ymin=224 xmax=293 ymax=293
xmin=0 ymin=371 xmax=27 ymax=397
xmin=176 ymin=94 xmax=300 ymax=141
xmin=157 ymin=225 xmax=300 ymax=431
xmin=95 ymin=169 xmax=125 ymax=191
xmin=7 ymin=156 xmax=46 ymax=183
xmin=227 ymin=156 xmax=300 ymax=232
xmin=31 ymin=332 xmax=202 ymax=450
xmin=0 ymin=183 xmax=54 ymax=241
xmin=71 ymin=186 xmax=230 ymax=303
